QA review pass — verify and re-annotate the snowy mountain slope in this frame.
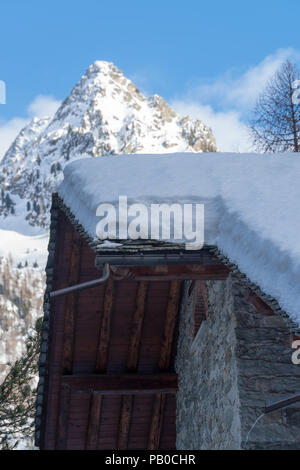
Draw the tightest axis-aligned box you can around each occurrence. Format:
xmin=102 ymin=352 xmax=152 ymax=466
xmin=0 ymin=256 xmax=45 ymax=381
xmin=0 ymin=61 xmax=217 ymax=230
xmin=0 ymin=230 xmax=48 ymax=269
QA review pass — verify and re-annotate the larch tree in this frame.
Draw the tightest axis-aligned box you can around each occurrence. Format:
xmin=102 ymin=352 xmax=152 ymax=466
xmin=250 ymin=59 xmax=300 ymax=153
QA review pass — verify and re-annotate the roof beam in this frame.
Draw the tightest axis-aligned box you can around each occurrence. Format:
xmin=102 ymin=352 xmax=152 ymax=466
xmin=95 ymin=249 xmax=224 ymax=268
xmin=62 ymin=233 xmax=82 ymax=374
xmin=56 ymin=384 xmax=71 ymax=450
xmin=111 ymin=264 xmax=229 ymax=281
xmin=117 ymin=395 xmax=134 ymax=450
xmin=147 ymin=394 xmax=166 ymax=450
xmin=62 ymin=373 xmax=178 ymax=395
xmin=127 ymin=281 xmax=149 ymax=371
xmin=117 ymin=281 xmax=149 ymax=449
xmin=85 ymin=393 xmax=102 ymax=450
xmin=96 ymin=278 xmax=115 ymax=372
xmin=159 ymin=280 xmax=181 ymax=370
xmin=148 ymin=280 xmax=182 ymax=450
xmin=85 ymin=278 xmax=115 ymax=448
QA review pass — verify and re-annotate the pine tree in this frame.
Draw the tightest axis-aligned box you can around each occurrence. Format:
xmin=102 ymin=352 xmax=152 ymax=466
xmin=0 ymin=319 xmax=42 ymax=449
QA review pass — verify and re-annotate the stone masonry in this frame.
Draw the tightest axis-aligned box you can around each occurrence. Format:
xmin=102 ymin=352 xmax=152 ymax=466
xmin=175 ymin=274 xmax=300 ymax=449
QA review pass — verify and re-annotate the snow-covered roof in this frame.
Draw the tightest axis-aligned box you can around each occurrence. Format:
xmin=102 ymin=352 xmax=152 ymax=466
xmin=58 ymin=152 xmax=300 ymax=323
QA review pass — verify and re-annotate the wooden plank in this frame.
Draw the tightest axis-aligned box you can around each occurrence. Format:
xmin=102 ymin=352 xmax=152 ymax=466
xmin=111 ymin=264 xmax=229 ymax=281
xmin=148 ymin=280 xmax=181 ymax=448
xmin=62 ymin=373 xmax=178 ymax=395
xmin=127 ymin=281 xmax=149 ymax=371
xmin=192 ymin=281 xmax=208 ymax=337
xmin=199 ymin=280 xmax=210 ymax=319
xmin=159 ymin=281 xmax=181 ymax=370
xmin=246 ymin=292 xmax=274 ymax=316
xmin=147 ymin=393 xmax=166 ymax=450
xmin=85 ymin=393 xmax=102 ymax=450
xmin=56 ymin=384 xmax=71 ymax=449
xmin=96 ymin=278 xmax=114 ymax=372
xmin=62 ymin=232 xmax=82 ymax=374
xmin=95 ymin=248 xmax=224 ymax=267
xmin=117 ymin=395 xmax=133 ymax=449
xmin=117 ymin=282 xmax=149 ymax=449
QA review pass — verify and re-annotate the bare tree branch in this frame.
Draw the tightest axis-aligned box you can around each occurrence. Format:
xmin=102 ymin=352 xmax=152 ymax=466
xmin=249 ymin=60 xmax=300 ymax=153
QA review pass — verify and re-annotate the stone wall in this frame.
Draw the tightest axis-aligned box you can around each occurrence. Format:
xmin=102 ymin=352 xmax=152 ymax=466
xmin=175 ymin=275 xmax=300 ymax=450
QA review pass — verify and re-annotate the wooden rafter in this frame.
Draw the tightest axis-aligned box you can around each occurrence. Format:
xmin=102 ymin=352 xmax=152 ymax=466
xmin=246 ymin=292 xmax=274 ymax=316
xmin=127 ymin=281 xmax=149 ymax=371
xmin=56 ymin=384 xmax=71 ymax=450
xmin=159 ymin=280 xmax=182 ymax=370
xmin=148 ymin=280 xmax=182 ymax=450
xmin=117 ymin=281 xmax=149 ymax=449
xmin=117 ymin=395 xmax=133 ymax=450
xmin=56 ymin=232 xmax=82 ymax=449
xmin=199 ymin=280 xmax=210 ymax=319
xmin=62 ymin=373 xmax=178 ymax=394
xmin=83 ymin=278 xmax=115 ymax=449
xmin=111 ymin=264 xmax=229 ymax=281
xmin=62 ymin=232 xmax=82 ymax=374
xmin=96 ymin=278 xmax=115 ymax=372
xmin=191 ymin=280 xmax=209 ymax=337
xmin=147 ymin=394 xmax=166 ymax=450
xmin=85 ymin=393 xmax=102 ymax=450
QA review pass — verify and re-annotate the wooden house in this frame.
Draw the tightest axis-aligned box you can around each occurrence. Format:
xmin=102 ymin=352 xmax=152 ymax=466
xmin=35 ymin=155 xmax=300 ymax=450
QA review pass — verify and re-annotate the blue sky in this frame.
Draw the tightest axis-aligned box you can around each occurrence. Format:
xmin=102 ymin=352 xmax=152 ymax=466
xmin=0 ymin=0 xmax=300 ymax=154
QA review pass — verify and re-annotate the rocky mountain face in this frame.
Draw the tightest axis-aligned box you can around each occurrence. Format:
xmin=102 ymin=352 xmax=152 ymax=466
xmin=0 ymin=61 xmax=217 ymax=230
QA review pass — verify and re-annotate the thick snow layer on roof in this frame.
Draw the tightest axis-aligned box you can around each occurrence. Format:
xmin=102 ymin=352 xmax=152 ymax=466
xmin=58 ymin=152 xmax=300 ymax=323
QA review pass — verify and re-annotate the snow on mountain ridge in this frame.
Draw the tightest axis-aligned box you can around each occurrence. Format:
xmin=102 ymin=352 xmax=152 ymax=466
xmin=0 ymin=60 xmax=217 ymax=230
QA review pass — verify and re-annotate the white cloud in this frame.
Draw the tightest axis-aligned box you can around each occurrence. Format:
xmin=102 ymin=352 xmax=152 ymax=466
xmin=172 ymin=101 xmax=251 ymax=152
xmin=171 ymin=48 xmax=299 ymax=152
xmin=0 ymin=95 xmax=61 ymax=160
xmin=27 ymin=95 xmax=61 ymax=118
xmin=0 ymin=117 xmax=28 ymax=161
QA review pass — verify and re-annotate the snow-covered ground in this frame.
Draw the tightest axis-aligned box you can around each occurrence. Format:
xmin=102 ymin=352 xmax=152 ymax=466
xmin=0 ymin=229 xmax=49 ymax=270
xmin=59 ymin=152 xmax=300 ymax=324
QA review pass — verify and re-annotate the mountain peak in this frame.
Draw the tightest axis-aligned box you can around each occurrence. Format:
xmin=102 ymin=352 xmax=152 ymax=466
xmin=0 ymin=61 xmax=217 ymax=229
xmin=87 ymin=60 xmax=122 ymax=76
